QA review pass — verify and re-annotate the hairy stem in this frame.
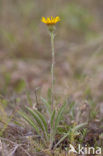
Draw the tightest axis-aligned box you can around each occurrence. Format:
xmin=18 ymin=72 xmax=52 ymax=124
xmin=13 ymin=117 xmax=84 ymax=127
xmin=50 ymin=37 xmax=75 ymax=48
xmin=49 ymin=31 xmax=55 ymax=150
xmin=50 ymin=32 xmax=55 ymax=112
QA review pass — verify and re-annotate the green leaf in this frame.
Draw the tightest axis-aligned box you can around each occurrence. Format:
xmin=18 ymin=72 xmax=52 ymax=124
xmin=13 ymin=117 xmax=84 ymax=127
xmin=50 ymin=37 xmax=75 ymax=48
xmin=26 ymin=107 xmax=48 ymax=141
xmin=19 ymin=111 xmax=40 ymax=135
xmin=19 ymin=111 xmax=47 ymax=145
xmin=54 ymin=131 xmax=71 ymax=148
xmin=55 ymin=102 xmax=67 ymax=132
xmin=54 ymin=122 xmax=87 ymax=148
xmin=41 ymin=97 xmax=51 ymax=115
xmin=35 ymin=110 xmax=48 ymax=133
xmin=50 ymin=110 xmax=55 ymax=129
xmin=72 ymin=122 xmax=87 ymax=132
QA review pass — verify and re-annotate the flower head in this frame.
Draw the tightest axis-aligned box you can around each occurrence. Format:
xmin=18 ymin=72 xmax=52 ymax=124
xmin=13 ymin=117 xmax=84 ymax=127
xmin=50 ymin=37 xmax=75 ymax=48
xmin=41 ymin=16 xmax=60 ymax=25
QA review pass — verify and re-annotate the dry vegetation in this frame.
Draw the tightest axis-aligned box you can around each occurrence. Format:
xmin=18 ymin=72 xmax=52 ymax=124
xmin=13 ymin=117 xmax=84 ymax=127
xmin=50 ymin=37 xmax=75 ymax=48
xmin=0 ymin=0 xmax=103 ymax=155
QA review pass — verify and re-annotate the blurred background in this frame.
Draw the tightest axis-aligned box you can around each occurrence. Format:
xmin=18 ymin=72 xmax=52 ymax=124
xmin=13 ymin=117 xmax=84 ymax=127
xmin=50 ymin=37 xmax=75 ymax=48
xmin=0 ymin=0 xmax=103 ymax=105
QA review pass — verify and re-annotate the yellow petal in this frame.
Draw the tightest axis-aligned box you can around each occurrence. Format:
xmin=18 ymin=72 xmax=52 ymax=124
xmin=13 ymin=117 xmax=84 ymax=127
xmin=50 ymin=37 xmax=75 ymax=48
xmin=56 ymin=16 xmax=60 ymax=22
xmin=41 ymin=17 xmax=47 ymax=23
xmin=41 ymin=16 xmax=60 ymax=25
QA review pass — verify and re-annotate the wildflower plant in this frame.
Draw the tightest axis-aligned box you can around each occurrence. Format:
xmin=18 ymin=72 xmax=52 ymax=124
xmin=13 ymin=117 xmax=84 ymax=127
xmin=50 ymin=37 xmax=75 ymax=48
xmin=41 ymin=16 xmax=61 ymax=149
xmin=41 ymin=16 xmax=60 ymax=110
xmin=20 ymin=16 xmax=87 ymax=151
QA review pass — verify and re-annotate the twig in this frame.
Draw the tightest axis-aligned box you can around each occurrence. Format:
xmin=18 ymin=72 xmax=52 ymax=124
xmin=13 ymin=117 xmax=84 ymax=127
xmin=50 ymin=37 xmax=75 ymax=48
xmin=0 ymin=137 xmax=31 ymax=156
xmin=8 ymin=144 xmax=21 ymax=156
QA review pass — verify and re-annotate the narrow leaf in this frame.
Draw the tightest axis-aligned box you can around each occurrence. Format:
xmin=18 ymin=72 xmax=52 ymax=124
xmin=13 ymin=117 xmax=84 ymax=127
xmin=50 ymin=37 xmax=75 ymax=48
xmin=54 ymin=131 xmax=70 ymax=148
xmin=41 ymin=97 xmax=51 ymax=115
xmin=55 ymin=102 xmax=67 ymax=132
xmin=73 ymin=122 xmax=87 ymax=132
xmin=26 ymin=107 xmax=48 ymax=140
xmin=50 ymin=110 xmax=55 ymax=129
xmin=35 ymin=110 xmax=48 ymax=133
xmin=19 ymin=111 xmax=40 ymax=135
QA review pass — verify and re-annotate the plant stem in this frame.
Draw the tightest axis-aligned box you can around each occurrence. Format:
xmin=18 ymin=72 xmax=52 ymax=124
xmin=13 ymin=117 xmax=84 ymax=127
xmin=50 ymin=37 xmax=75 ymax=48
xmin=49 ymin=31 xmax=55 ymax=150
xmin=50 ymin=31 xmax=55 ymax=112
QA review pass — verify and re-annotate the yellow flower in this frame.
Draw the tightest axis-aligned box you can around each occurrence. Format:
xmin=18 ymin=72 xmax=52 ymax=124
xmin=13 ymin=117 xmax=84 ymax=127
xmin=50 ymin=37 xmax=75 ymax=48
xmin=41 ymin=16 xmax=60 ymax=25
